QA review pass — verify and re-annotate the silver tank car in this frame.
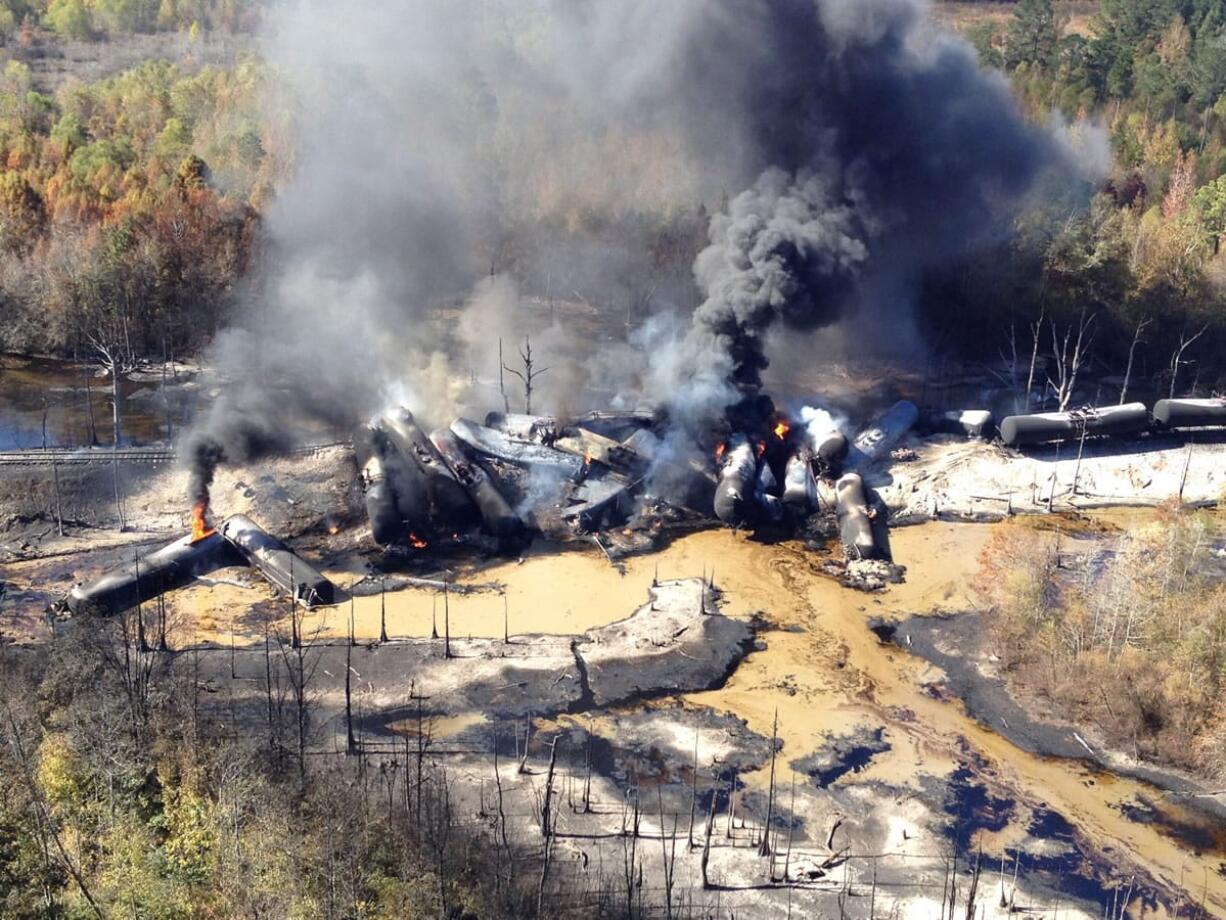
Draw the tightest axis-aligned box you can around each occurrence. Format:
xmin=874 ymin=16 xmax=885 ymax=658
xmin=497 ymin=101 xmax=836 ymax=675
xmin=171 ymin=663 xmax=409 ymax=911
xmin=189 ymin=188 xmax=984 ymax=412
xmin=429 ymin=428 xmax=522 ymax=540
xmin=713 ymin=434 xmax=760 ymax=526
xmin=219 ymin=514 xmax=335 ymax=608
xmin=835 ymin=472 xmax=878 ymax=560
xmin=383 ymin=408 xmax=480 ymax=529
xmin=782 ymin=452 xmax=818 ymax=514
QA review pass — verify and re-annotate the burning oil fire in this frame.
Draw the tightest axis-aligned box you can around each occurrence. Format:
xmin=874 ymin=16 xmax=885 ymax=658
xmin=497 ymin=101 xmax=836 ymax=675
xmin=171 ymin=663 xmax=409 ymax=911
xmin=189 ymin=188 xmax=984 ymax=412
xmin=408 ymin=533 xmax=428 ymax=549
xmin=190 ymin=500 xmax=215 ymax=542
xmin=773 ymin=420 xmax=790 ymax=440
xmin=714 ymin=442 xmax=726 ymax=463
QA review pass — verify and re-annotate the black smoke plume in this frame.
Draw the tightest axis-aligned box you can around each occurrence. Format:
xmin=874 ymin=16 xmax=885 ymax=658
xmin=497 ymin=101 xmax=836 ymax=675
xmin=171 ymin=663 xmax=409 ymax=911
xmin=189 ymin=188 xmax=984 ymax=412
xmin=653 ymin=0 xmax=1067 ymax=431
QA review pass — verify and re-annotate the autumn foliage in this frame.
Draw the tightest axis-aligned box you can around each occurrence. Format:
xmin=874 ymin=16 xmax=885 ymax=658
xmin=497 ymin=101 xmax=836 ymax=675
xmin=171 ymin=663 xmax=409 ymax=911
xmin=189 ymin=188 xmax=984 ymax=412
xmin=977 ymin=511 xmax=1226 ymax=780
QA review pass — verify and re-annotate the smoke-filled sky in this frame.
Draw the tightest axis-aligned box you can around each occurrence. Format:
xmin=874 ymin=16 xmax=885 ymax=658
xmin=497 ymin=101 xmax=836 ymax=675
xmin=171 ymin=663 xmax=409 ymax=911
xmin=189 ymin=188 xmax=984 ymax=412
xmin=186 ymin=0 xmax=1095 ymax=487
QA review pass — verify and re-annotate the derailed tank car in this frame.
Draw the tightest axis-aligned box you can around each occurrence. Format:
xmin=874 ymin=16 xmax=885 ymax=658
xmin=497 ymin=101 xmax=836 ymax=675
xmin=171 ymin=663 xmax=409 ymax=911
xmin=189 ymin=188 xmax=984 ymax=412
xmin=354 ymin=424 xmax=405 ymax=546
xmin=219 ymin=514 xmax=335 ymax=608
xmin=429 ymin=428 xmax=522 ymax=540
xmin=383 ymin=408 xmax=479 ymax=529
xmin=67 ymin=532 xmax=239 ymax=616
xmin=999 ymin=402 xmax=1149 ymax=448
xmin=1152 ymin=398 xmax=1226 ymax=431
xmin=834 ymin=473 xmax=880 ymax=560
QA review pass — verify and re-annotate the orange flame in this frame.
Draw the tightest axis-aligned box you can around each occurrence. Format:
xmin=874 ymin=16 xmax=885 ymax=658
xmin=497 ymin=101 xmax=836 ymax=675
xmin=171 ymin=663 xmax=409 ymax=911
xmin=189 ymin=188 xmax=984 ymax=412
xmin=714 ymin=442 xmax=726 ymax=463
xmin=408 ymin=532 xmax=428 ymax=549
xmin=773 ymin=420 xmax=790 ymax=440
xmin=190 ymin=500 xmax=214 ymax=542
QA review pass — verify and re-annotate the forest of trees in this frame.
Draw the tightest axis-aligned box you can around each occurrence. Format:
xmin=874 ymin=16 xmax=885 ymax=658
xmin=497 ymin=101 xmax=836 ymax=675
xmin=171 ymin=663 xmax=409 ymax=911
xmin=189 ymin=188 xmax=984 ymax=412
xmin=0 ymin=48 xmax=273 ymax=364
xmin=0 ymin=0 xmax=263 ymax=41
xmin=936 ymin=0 xmax=1226 ymax=393
xmin=1 ymin=0 xmax=1226 ymax=397
xmin=977 ymin=508 xmax=1226 ymax=782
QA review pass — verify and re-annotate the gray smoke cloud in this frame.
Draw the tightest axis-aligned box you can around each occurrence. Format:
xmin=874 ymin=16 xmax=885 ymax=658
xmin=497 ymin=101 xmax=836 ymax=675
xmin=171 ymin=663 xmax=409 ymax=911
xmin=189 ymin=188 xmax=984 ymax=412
xmin=184 ymin=0 xmax=1080 ymax=494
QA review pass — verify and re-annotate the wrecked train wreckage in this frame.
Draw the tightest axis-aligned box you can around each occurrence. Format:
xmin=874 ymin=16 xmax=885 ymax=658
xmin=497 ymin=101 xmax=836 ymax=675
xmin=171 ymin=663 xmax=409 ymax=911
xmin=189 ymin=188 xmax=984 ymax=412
xmin=357 ymin=400 xmax=917 ymax=563
xmin=65 ymin=513 xmax=336 ymax=617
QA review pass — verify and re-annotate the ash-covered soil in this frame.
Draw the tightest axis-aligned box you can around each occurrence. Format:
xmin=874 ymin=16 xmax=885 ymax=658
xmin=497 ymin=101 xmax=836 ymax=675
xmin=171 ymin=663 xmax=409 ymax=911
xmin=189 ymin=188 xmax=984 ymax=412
xmin=3 ymin=438 xmax=1225 ymax=916
xmin=877 ymin=432 xmax=1226 ymax=523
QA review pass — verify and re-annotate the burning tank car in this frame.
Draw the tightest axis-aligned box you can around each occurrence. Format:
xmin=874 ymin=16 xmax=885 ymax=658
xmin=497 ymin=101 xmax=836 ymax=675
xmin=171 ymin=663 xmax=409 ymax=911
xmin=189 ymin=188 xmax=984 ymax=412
xmin=356 ymin=398 xmax=919 ymax=565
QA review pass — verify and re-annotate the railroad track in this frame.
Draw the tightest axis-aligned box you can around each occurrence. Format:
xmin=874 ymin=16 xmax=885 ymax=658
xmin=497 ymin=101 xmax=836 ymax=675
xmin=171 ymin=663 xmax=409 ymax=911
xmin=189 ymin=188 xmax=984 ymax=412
xmin=0 ymin=442 xmax=350 ymax=467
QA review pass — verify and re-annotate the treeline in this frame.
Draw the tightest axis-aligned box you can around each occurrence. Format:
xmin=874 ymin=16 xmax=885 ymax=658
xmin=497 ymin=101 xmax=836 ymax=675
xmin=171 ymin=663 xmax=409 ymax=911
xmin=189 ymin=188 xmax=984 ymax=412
xmin=0 ymin=54 xmax=274 ymax=361
xmin=933 ymin=0 xmax=1226 ymax=396
xmin=0 ymin=0 xmax=263 ymax=41
xmin=977 ymin=510 xmax=1226 ymax=781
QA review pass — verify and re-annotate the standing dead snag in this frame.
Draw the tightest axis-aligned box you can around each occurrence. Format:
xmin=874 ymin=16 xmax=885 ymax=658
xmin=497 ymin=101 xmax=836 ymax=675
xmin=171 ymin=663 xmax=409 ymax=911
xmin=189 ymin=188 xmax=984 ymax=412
xmin=700 ymin=779 xmax=718 ymax=889
xmin=758 ymin=709 xmax=779 ymax=857
xmin=1047 ymin=310 xmax=1096 ymax=411
xmin=443 ymin=580 xmax=451 ymax=659
xmin=88 ymin=331 xmax=137 ymax=530
xmin=536 ymin=736 xmax=560 ymax=914
xmin=1024 ymin=306 xmax=1045 ymax=412
xmin=1120 ymin=317 xmax=1151 ymax=404
xmin=657 ymin=786 xmax=678 ymax=920
xmin=1169 ymin=324 xmax=1208 ymax=397
xmin=502 ymin=336 xmax=550 ymax=415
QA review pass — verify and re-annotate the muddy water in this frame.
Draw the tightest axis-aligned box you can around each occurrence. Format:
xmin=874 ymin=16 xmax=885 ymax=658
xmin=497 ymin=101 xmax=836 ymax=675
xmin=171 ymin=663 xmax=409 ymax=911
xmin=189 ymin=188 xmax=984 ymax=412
xmin=678 ymin=525 xmax=1226 ymax=916
xmin=158 ymin=519 xmax=1224 ymax=911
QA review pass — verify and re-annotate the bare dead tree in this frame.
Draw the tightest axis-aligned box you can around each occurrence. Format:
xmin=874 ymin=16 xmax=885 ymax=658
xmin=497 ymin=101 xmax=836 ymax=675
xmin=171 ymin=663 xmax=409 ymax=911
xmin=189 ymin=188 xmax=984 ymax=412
xmin=498 ymin=338 xmax=510 ymax=414
xmin=502 ymin=336 xmax=550 ymax=415
xmin=2 ymin=706 xmax=104 ymax=919
xmin=758 ymin=709 xmax=779 ymax=857
xmin=345 ymin=638 xmax=356 ymax=754
xmin=700 ymin=782 xmax=717 ymax=889
xmin=79 ymin=366 xmax=98 ymax=446
xmin=443 ymin=580 xmax=451 ymax=659
xmin=491 ymin=726 xmax=512 ymax=878
xmin=1047 ymin=310 xmax=1096 ymax=411
xmin=1024 ymin=306 xmax=1045 ymax=411
xmin=688 ymin=729 xmax=699 ymax=847
xmin=88 ymin=332 xmax=137 ymax=530
xmin=51 ymin=458 xmax=63 ymax=537
xmin=379 ymin=579 xmax=388 ymax=644
xmin=536 ymin=736 xmax=560 ymax=914
xmin=1119 ymin=317 xmax=1151 ymax=404
xmin=273 ymin=602 xmax=323 ymax=786
xmin=656 ymin=786 xmax=678 ymax=920
xmin=1169 ymin=324 xmax=1208 ymax=398
xmin=621 ymin=782 xmax=641 ymax=919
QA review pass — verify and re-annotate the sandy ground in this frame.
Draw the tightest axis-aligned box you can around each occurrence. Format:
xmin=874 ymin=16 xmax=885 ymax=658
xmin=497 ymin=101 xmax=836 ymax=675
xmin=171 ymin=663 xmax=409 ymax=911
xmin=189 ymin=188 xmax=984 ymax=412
xmin=875 ymin=433 xmax=1226 ymax=522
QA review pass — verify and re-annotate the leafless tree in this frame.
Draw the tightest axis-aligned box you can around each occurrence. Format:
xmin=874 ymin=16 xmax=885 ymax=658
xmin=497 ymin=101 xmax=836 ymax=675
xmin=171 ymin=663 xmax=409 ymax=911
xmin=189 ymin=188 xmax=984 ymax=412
xmin=1047 ymin=310 xmax=1096 ymax=411
xmin=1119 ymin=317 xmax=1151 ymax=404
xmin=87 ymin=332 xmax=139 ymax=529
xmin=502 ymin=336 xmax=550 ymax=415
xmin=1024 ymin=306 xmax=1045 ymax=411
xmin=1168 ymin=324 xmax=1208 ymax=398
xmin=758 ymin=709 xmax=779 ymax=857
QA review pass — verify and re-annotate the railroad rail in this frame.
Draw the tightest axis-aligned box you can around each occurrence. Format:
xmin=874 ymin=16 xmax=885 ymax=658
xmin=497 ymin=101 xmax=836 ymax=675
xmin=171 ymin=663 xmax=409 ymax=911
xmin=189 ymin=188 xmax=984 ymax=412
xmin=0 ymin=441 xmax=350 ymax=467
